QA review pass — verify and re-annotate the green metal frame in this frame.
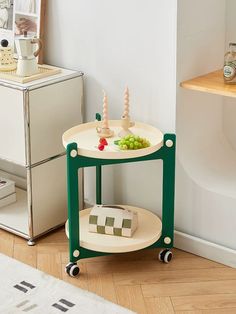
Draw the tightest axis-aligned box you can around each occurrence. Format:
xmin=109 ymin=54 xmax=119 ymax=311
xmin=66 ymin=117 xmax=176 ymax=263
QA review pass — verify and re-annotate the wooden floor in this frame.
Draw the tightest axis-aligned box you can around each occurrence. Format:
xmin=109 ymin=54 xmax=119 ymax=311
xmin=0 ymin=227 xmax=236 ymax=314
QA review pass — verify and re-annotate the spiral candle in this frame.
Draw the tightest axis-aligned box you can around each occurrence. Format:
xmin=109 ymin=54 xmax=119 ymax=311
xmin=102 ymin=91 xmax=109 ymax=129
xmin=123 ymin=87 xmax=130 ymax=119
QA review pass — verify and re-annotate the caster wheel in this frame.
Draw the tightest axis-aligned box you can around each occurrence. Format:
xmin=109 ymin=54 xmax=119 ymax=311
xmin=158 ymin=249 xmax=173 ymax=263
xmin=65 ymin=262 xmax=80 ymax=277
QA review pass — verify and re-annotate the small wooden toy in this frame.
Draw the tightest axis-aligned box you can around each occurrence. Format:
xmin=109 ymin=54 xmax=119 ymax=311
xmin=89 ymin=205 xmax=138 ymax=237
xmin=96 ymin=91 xmax=114 ymax=138
xmin=118 ymin=87 xmax=135 ymax=138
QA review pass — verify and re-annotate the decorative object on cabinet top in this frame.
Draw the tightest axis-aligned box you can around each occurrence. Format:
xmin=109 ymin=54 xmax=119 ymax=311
xmin=0 ymin=39 xmax=16 ymax=71
xmin=15 ymin=30 xmax=42 ymax=77
xmin=0 ymin=0 xmax=46 ymax=64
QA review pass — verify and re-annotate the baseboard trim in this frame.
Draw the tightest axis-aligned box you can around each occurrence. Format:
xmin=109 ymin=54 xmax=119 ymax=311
xmin=174 ymin=230 xmax=236 ymax=268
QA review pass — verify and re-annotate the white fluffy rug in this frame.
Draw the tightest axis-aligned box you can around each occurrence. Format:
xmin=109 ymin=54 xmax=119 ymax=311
xmin=0 ymin=253 xmax=135 ymax=314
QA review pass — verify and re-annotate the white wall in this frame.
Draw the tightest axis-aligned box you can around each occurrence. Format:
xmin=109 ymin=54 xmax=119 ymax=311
xmin=224 ymin=0 xmax=236 ymax=152
xmin=43 ymin=0 xmax=236 ymax=257
xmin=225 ymin=0 xmax=236 ymax=46
xmin=45 ymin=0 xmax=177 ymax=210
xmin=177 ymin=0 xmax=236 ymax=251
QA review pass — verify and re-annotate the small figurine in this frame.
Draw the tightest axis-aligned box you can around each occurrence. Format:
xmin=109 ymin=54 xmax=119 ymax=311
xmin=118 ymin=87 xmax=135 ymax=138
xmin=96 ymin=91 xmax=114 ymax=138
xmin=0 ymin=39 xmax=16 ymax=72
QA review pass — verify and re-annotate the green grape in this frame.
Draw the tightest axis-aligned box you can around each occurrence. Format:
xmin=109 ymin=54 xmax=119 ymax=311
xmin=118 ymin=135 xmax=150 ymax=150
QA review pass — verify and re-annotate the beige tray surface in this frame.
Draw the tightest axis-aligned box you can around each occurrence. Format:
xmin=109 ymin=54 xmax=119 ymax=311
xmin=65 ymin=205 xmax=162 ymax=253
xmin=0 ymin=64 xmax=61 ymax=83
xmin=62 ymin=120 xmax=163 ymax=159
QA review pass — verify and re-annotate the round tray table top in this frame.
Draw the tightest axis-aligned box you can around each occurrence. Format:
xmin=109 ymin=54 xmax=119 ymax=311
xmin=65 ymin=205 xmax=162 ymax=253
xmin=62 ymin=120 xmax=163 ymax=159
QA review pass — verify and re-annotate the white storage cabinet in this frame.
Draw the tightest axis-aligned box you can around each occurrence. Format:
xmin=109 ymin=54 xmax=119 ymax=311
xmin=0 ymin=68 xmax=83 ymax=244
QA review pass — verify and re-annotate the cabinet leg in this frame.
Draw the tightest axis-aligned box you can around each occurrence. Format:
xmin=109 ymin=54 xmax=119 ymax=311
xmin=27 ymin=239 xmax=35 ymax=246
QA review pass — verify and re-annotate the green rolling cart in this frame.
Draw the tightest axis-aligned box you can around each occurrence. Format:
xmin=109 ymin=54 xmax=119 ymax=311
xmin=62 ymin=115 xmax=176 ymax=277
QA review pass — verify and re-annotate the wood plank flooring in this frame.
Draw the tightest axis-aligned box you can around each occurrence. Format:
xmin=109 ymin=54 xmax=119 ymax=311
xmin=0 ymin=227 xmax=236 ymax=314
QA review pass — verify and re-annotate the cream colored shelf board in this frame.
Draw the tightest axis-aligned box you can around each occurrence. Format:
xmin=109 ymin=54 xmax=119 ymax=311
xmin=0 ymin=188 xmax=28 ymax=235
xmin=65 ymin=206 xmax=162 ymax=253
xmin=62 ymin=120 xmax=163 ymax=160
xmin=180 ymin=69 xmax=236 ymax=98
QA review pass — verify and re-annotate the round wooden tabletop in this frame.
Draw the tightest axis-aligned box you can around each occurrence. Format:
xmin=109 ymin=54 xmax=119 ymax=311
xmin=62 ymin=120 xmax=163 ymax=159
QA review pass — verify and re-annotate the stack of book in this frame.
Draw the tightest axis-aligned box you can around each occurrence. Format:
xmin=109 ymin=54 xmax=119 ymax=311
xmin=0 ymin=178 xmax=16 ymax=208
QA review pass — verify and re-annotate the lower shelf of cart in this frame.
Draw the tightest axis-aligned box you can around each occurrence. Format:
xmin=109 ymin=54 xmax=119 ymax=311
xmin=65 ymin=205 xmax=162 ymax=253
